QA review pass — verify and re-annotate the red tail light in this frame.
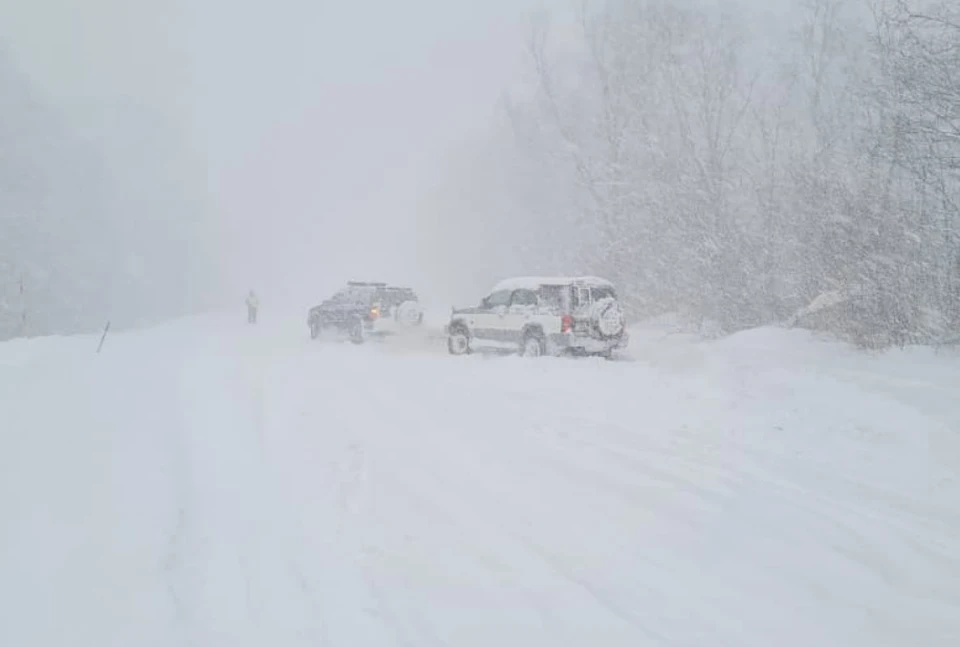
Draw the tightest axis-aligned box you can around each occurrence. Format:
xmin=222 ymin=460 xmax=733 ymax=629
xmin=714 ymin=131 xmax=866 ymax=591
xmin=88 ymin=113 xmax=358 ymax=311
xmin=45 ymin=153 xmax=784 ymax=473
xmin=561 ymin=314 xmax=573 ymax=333
xmin=369 ymin=306 xmax=381 ymax=320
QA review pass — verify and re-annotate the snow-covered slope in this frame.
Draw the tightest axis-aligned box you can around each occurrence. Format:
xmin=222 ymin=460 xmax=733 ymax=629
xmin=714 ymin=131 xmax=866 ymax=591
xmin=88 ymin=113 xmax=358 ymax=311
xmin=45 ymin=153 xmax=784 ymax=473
xmin=1 ymin=314 xmax=958 ymax=646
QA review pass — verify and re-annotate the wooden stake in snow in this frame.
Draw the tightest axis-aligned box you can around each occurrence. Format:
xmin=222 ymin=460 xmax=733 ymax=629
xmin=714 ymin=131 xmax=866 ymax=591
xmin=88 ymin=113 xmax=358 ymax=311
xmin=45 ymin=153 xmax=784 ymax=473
xmin=97 ymin=321 xmax=111 ymax=354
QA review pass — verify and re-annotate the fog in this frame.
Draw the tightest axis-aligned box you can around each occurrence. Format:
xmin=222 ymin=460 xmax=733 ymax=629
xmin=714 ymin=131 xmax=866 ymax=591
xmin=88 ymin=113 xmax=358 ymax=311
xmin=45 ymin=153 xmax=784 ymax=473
xmin=0 ymin=0 xmax=547 ymax=326
xmin=183 ymin=0 xmax=550 ymax=307
xmin=2 ymin=0 xmax=958 ymax=347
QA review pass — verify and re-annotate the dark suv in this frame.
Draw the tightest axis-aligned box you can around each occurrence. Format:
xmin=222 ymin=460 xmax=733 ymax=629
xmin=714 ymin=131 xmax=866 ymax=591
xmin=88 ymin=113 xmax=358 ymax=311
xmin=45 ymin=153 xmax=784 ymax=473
xmin=307 ymin=282 xmax=424 ymax=343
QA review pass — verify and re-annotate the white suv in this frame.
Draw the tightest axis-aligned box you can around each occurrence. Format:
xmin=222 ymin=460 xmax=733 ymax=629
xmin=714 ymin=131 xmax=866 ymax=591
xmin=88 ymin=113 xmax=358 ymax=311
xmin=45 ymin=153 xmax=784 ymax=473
xmin=446 ymin=276 xmax=629 ymax=358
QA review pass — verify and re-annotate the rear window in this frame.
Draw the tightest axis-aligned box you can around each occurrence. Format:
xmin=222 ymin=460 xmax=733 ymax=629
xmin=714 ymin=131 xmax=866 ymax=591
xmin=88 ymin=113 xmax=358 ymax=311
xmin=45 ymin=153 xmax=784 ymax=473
xmin=568 ymin=285 xmax=616 ymax=307
xmin=591 ymin=286 xmax=617 ymax=301
xmin=538 ymin=285 xmax=568 ymax=310
xmin=343 ymin=287 xmax=376 ymax=304
xmin=381 ymin=289 xmax=416 ymax=305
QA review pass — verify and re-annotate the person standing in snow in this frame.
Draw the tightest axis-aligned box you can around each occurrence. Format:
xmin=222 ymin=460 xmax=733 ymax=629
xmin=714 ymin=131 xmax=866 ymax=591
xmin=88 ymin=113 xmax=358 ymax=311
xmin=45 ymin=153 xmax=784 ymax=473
xmin=246 ymin=290 xmax=259 ymax=324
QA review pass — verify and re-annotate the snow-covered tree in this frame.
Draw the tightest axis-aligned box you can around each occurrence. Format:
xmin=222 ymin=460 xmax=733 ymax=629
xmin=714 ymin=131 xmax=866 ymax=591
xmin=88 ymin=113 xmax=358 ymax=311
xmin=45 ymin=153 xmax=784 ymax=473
xmin=433 ymin=0 xmax=959 ymax=347
xmin=0 ymin=45 xmax=210 ymax=340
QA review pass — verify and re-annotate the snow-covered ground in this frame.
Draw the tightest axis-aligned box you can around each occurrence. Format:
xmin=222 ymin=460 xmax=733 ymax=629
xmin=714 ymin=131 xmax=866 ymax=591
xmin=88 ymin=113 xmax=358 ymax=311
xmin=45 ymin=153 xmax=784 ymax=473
xmin=1 ymin=313 xmax=959 ymax=646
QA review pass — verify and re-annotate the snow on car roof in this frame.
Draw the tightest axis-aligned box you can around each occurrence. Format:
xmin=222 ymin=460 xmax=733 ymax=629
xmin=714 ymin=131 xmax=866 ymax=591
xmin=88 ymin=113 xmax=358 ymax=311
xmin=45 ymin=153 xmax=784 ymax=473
xmin=490 ymin=276 xmax=615 ymax=292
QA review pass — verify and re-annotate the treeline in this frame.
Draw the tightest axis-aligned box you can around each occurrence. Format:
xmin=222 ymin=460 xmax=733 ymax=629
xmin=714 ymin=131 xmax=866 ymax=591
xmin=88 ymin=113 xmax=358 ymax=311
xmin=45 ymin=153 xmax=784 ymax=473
xmin=437 ymin=0 xmax=959 ymax=348
xmin=0 ymin=48 xmax=209 ymax=340
xmin=0 ymin=48 xmax=110 ymax=338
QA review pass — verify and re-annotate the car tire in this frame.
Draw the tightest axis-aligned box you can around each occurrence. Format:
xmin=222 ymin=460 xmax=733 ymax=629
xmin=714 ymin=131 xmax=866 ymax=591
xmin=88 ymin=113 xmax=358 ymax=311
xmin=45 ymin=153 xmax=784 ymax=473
xmin=448 ymin=327 xmax=471 ymax=355
xmin=395 ymin=300 xmax=423 ymax=327
xmin=309 ymin=319 xmax=321 ymax=340
xmin=520 ymin=332 xmax=545 ymax=358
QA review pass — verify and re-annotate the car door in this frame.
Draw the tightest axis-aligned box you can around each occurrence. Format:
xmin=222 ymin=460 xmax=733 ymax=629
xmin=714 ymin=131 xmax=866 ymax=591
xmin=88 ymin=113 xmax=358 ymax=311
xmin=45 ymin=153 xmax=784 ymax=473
xmin=322 ymin=290 xmax=352 ymax=326
xmin=506 ymin=288 xmax=539 ymax=342
xmin=473 ymin=289 xmax=511 ymax=346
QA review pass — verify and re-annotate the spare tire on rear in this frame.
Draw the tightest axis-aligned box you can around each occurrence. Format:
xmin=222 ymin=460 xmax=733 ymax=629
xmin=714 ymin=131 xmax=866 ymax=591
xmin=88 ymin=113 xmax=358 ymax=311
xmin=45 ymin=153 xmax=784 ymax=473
xmin=395 ymin=300 xmax=423 ymax=326
xmin=592 ymin=298 xmax=624 ymax=338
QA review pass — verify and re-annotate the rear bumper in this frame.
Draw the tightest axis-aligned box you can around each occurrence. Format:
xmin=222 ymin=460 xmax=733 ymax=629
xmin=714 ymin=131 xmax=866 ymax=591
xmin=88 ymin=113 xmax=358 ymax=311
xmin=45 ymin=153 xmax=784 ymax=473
xmin=366 ymin=318 xmax=397 ymax=334
xmin=307 ymin=314 xmax=391 ymax=334
xmin=549 ymin=331 xmax=628 ymax=354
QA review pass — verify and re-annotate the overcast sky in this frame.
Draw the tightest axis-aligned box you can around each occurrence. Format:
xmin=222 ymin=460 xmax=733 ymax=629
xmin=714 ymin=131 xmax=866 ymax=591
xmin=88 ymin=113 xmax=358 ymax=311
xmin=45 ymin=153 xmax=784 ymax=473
xmin=0 ymin=0 xmax=549 ymax=306
xmin=0 ymin=0 xmax=810 ymax=310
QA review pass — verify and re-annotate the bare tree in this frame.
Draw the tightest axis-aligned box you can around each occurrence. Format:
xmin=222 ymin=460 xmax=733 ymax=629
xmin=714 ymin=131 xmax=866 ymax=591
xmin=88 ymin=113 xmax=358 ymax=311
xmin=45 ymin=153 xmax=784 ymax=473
xmin=437 ymin=0 xmax=960 ymax=346
xmin=865 ymin=0 xmax=960 ymax=341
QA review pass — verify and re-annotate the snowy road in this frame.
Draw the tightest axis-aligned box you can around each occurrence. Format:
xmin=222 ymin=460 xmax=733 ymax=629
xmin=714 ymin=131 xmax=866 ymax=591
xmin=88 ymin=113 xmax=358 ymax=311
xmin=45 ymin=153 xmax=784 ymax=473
xmin=2 ymin=314 xmax=959 ymax=646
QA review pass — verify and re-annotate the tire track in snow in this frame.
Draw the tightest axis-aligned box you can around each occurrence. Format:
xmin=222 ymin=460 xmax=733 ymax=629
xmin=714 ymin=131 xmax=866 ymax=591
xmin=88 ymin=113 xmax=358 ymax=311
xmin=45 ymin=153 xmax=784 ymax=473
xmin=259 ymin=326 xmax=960 ymax=645
xmin=160 ymin=339 xmax=332 ymax=646
xmin=323 ymin=394 xmax=433 ymax=647
xmin=278 ymin=351 xmax=467 ymax=647
xmin=351 ymin=371 xmax=673 ymax=644
xmin=378 ymin=448 xmax=671 ymax=644
xmin=162 ymin=378 xmax=199 ymax=646
xmin=252 ymin=348 xmax=385 ymax=647
xmin=352 ymin=356 xmax=952 ymax=644
xmin=243 ymin=349 xmax=337 ymax=646
xmin=353 ymin=457 xmax=599 ymax=644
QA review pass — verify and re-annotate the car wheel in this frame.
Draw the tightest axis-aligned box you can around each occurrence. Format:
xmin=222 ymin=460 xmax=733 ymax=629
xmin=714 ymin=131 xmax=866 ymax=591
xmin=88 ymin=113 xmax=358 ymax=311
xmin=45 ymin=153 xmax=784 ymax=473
xmin=520 ymin=333 xmax=545 ymax=358
xmin=309 ymin=319 xmax=321 ymax=340
xmin=592 ymin=298 xmax=625 ymax=338
xmin=448 ymin=328 xmax=471 ymax=355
